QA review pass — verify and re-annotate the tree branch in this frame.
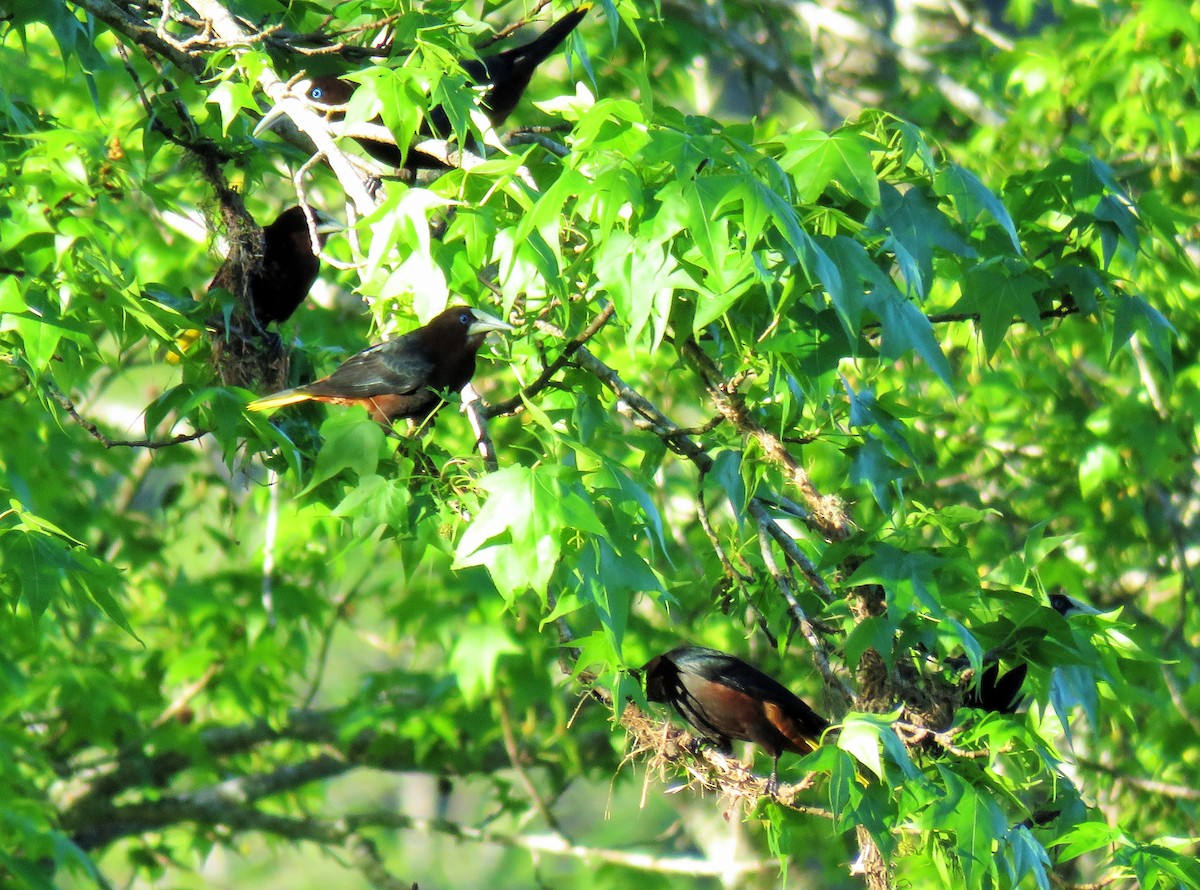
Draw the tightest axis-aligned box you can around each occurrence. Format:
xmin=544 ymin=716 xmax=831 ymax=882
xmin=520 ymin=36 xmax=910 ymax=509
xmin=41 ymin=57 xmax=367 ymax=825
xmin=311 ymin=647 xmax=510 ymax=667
xmin=1077 ymin=757 xmax=1200 ymax=801
xmin=70 ymin=0 xmax=204 ymax=73
xmin=788 ymin=0 xmax=1005 ymax=127
xmin=751 ymin=503 xmax=853 ymax=703
xmin=485 ymin=302 xmax=617 ymax=418
xmin=42 ymin=376 xmax=209 ymax=450
xmin=680 ymin=337 xmax=852 ymax=541
xmin=181 ymin=0 xmax=380 ymax=214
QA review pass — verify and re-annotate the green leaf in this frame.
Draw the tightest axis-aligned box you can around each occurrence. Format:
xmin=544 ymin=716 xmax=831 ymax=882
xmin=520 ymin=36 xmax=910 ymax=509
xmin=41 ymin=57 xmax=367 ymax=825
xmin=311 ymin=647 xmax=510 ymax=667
xmin=207 ymin=80 xmax=256 ymax=136
xmin=955 ymin=264 xmax=1043 ymax=358
xmin=1007 ymin=826 xmax=1052 ymax=890
xmin=593 ymin=230 xmax=695 ymax=346
xmin=1109 ymin=292 xmax=1175 ymax=372
xmin=866 ymin=287 xmax=953 ymax=386
xmin=936 ymin=165 xmax=1022 ymax=254
xmin=449 ymin=624 xmax=521 ymax=707
xmin=836 ymin=712 xmax=889 ymax=779
xmin=1093 ymin=194 xmax=1139 ymax=265
xmin=866 ymin=183 xmax=973 ymax=299
xmin=939 ymin=770 xmax=1004 ymax=890
xmin=454 ymin=464 xmax=607 ymax=602
xmin=1078 ymin=443 xmax=1120 ymax=498
xmin=1051 ymin=821 xmax=1122 ymax=860
xmin=778 ymin=130 xmax=880 ymax=206
xmin=301 ymin=411 xmax=388 ymax=494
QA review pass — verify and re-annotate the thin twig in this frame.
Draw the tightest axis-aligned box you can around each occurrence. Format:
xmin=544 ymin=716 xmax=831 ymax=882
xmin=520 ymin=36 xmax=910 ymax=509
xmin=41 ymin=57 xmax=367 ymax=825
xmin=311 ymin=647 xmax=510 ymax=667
xmin=859 ymin=303 xmax=1079 ymax=335
xmin=476 ymin=0 xmax=555 ymax=49
xmin=680 ymin=338 xmax=852 ymax=541
xmin=485 ymin=302 xmax=617 ymax=418
xmin=697 ymin=468 xmax=754 ymax=583
xmin=505 ymin=130 xmax=571 ymax=157
xmin=151 ymin=663 xmax=221 ymax=728
xmin=495 ymin=688 xmax=565 ymax=834
xmin=44 ymin=379 xmax=209 ymax=450
xmin=1076 ymin=757 xmax=1200 ymax=801
xmin=751 ymin=507 xmax=853 ymax=703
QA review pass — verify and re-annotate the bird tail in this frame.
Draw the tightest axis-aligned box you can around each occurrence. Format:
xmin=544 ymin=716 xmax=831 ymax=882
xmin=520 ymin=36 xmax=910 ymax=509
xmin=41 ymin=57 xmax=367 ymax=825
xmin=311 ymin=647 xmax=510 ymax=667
xmin=247 ymin=389 xmax=313 ymax=413
xmin=511 ymin=5 xmax=590 ymax=68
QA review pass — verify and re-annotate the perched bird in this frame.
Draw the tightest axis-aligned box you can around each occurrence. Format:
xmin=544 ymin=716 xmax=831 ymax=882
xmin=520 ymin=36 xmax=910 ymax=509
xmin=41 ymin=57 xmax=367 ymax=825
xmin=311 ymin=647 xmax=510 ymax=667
xmin=254 ymin=5 xmax=590 ymax=171
xmin=642 ymin=644 xmax=830 ymax=792
xmin=965 ymin=662 xmax=1029 ymax=715
xmin=210 ymin=206 xmax=342 ymax=327
xmin=247 ymin=305 xmax=512 ymax=424
xmin=962 ymin=592 xmax=1099 ymax=714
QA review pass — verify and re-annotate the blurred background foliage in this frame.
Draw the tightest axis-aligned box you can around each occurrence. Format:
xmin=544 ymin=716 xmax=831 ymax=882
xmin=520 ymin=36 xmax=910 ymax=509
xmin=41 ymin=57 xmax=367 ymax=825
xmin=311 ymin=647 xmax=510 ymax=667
xmin=0 ymin=0 xmax=1197 ymax=887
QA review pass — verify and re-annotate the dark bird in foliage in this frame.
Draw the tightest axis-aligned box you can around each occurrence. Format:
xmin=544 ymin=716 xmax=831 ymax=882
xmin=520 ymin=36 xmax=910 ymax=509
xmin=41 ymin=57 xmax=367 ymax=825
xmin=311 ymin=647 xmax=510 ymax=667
xmin=247 ymin=305 xmax=512 ymax=424
xmin=254 ymin=5 xmax=590 ymax=171
xmin=642 ymin=644 xmax=830 ymax=792
xmin=965 ymin=662 xmax=1029 ymax=714
xmin=210 ymin=206 xmax=342 ymax=327
xmin=962 ymin=593 xmax=1098 ymax=714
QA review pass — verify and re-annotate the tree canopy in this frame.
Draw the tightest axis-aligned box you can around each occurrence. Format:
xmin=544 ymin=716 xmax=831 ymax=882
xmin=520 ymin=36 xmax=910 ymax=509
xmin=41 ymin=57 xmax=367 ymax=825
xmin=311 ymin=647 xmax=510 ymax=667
xmin=1 ymin=0 xmax=1198 ymax=888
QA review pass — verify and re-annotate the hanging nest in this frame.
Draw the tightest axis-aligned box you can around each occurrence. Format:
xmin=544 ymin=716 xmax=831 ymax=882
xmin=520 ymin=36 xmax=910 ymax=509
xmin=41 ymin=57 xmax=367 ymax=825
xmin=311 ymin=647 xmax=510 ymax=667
xmin=848 ymin=583 xmax=959 ymax=735
xmin=210 ymin=322 xmax=289 ymax=392
xmin=206 ymin=210 xmax=289 ymax=392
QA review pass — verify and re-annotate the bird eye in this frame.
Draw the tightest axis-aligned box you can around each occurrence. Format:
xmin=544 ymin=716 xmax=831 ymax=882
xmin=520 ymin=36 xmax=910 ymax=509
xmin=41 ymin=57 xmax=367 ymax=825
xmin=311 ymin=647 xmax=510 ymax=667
xmin=310 ymin=87 xmax=324 ymax=100
xmin=459 ymin=312 xmax=471 ymax=324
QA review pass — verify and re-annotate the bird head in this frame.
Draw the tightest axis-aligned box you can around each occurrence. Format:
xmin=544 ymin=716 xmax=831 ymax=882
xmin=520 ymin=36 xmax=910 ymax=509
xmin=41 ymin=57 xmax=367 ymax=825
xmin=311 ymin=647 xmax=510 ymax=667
xmin=640 ymin=650 xmax=694 ymax=704
xmin=424 ymin=306 xmax=514 ymax=350
xmin=301 ymin=76 xmax=357 ymax=110
xmin=265 ymin=206 xmax=344 ymax=259
xmin=1048 ymin=592 xmax=1103 ymax=617
xmin=253 ymin=76 xmax=357 ymax=137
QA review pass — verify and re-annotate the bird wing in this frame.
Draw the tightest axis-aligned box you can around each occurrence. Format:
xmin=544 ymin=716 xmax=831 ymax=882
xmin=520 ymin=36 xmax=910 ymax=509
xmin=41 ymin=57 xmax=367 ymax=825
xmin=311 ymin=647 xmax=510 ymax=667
xmin=973 ymin=662 xmax=1028 ymax=714
xmin=301 ymin=333 xmax=435 ymax=400
xmin=762 ymin=701 xmax=821 ymax=754
xmin=697 ymin=654 xmax=830 ymax=736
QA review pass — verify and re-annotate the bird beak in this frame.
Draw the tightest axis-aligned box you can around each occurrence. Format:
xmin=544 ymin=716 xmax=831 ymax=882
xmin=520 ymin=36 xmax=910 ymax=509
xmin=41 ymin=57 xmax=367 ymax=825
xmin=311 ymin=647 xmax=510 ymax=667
xmin=467 ymin=310 xmax=514 ymax=336
xmin=1063 ymin=597 xmax=1104 ymax=616
xmin=253 ymin=103 xmax=290 ymax=137
xmin=1054 ymin=594 xmax=1106 ymax=617
xmin=253 ymin=80 xmax=314 ymax=137
xmin=312 ymin=210 xmax=345 ymax=236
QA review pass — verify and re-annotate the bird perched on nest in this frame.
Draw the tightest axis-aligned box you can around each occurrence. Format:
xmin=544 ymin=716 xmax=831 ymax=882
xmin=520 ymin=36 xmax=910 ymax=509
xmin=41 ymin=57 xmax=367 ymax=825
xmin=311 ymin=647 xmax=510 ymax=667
xmin=642 ymin=644 xmax=830 ymax=793
xmin=254 ymin=5 xmax=590 ymax=172
xmin=247 ymin=305 xmax=512 ymax=425
xmin=210 ymin=205 xmax=342 ymax=328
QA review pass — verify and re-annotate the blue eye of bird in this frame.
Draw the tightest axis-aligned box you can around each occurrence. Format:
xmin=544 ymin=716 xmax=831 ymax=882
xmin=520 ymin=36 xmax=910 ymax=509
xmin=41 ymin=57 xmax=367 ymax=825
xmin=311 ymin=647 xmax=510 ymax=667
xmin=310 ymin=87 xmax=324 ymax=100
xmin=459 ymin=312 xmax=471 ymax=324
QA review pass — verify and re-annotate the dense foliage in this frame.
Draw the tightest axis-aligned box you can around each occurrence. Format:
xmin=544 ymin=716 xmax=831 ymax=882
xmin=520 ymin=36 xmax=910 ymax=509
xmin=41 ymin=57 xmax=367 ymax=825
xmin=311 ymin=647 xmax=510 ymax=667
xmin=1 ymin=0 xmax=1197 ymax=888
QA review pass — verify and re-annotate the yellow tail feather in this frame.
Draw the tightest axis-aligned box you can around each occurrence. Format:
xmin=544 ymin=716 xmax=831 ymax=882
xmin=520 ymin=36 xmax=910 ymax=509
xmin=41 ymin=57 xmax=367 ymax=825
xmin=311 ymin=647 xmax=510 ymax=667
xmin=247 ymin=390 xmax=313 ymax=413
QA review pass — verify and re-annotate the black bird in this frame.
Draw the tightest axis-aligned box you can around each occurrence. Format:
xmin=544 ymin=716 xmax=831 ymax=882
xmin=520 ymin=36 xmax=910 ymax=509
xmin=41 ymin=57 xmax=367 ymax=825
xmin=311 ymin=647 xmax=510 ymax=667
xmin=254 ymin=5 xmax=590 ymax=171
xmin=962 ymin=593 xmax=1098 ymax=714
xmin=210 ymin=206 xmax=341 ymax=327
xmin=642 ymin=644 xmax=830 ymax=792
xmin=966 ymin=662 xmax=1029 ymax=714
xmin=247 ymin=305 xmax=512 ymax=425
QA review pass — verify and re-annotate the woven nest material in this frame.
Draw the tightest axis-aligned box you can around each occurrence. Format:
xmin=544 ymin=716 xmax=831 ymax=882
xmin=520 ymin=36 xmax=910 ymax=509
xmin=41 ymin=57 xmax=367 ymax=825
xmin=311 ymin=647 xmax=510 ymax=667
xmin=210 ymin=322 xmax=289 ymax=391
xmin=620 ymin=702 xmax=822 ymax=811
